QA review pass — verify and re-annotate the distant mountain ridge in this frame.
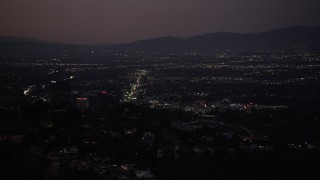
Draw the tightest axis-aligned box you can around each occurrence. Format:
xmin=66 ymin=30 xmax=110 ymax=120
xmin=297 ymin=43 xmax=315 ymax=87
xmin=112 ymin=26 xmax=320 ymax=52
xmin=0 ymin=37 xmax=79 ymax=57
xmin=0 ymin=37 xmax=115 ymax=57
xmin=1 ymin=26 xmax=320 ymax=56
xmin=0 ymin=36 xmax=39 ymax=42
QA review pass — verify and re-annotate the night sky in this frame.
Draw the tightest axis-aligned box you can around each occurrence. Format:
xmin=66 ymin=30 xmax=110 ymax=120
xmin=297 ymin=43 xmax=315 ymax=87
xmin=1 ymin=0 xmax=320 ymax=44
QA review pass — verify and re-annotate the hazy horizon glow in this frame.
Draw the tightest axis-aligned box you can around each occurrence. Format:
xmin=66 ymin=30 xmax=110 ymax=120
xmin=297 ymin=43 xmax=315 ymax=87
xmin=1 ymin=0 xmax=320 ymax=44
